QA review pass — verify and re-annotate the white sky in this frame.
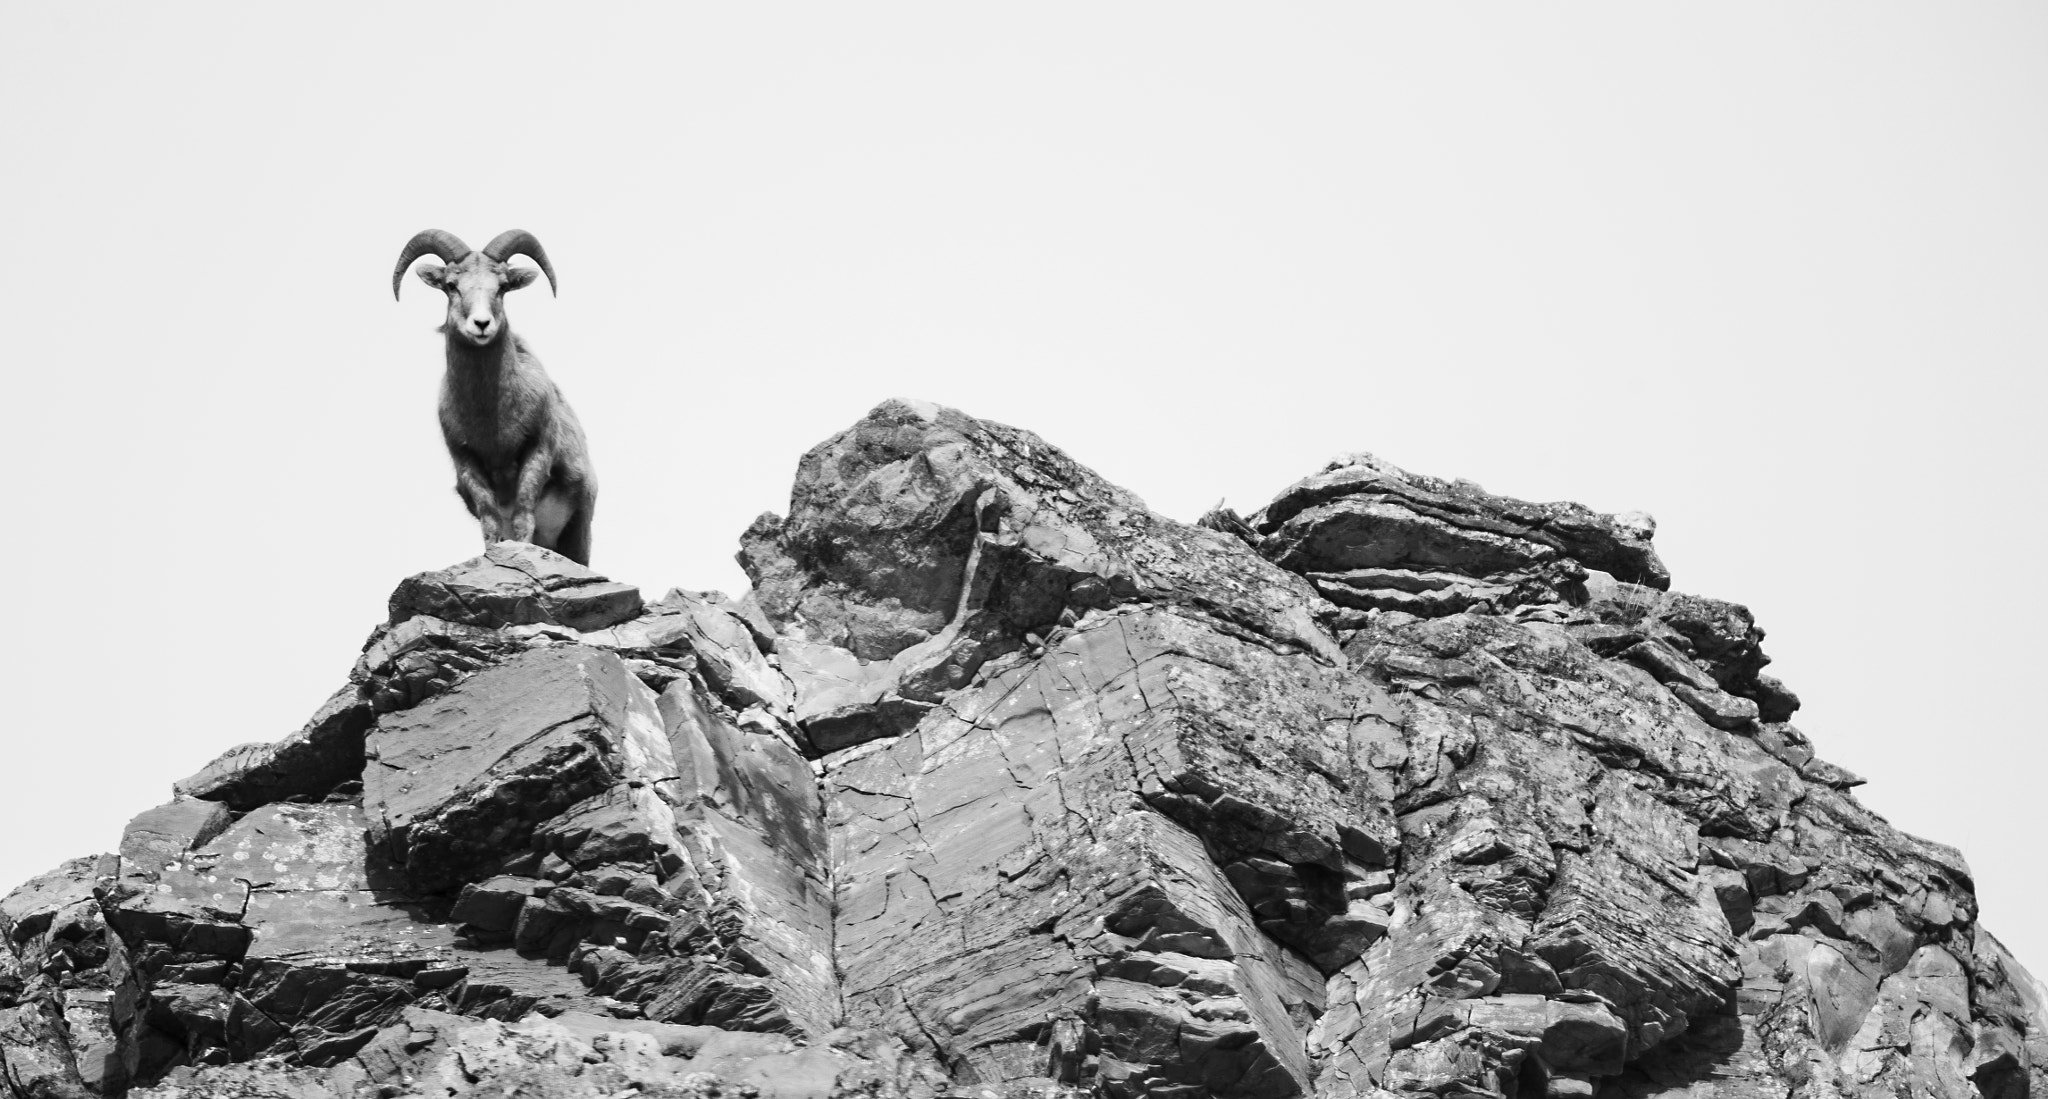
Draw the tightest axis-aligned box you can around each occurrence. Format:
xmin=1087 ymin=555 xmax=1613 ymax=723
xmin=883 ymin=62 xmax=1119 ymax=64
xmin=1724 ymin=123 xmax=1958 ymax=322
xmin=3 ymin=5 xmax=2044 ymax=969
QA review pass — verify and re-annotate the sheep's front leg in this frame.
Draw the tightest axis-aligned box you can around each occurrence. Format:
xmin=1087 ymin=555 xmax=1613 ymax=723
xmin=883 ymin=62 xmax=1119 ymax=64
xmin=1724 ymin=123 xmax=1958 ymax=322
xmin=508 ymin=443 xmax=556 ymax=544
xmin=450 ymin=449 xmax=507 ymax=544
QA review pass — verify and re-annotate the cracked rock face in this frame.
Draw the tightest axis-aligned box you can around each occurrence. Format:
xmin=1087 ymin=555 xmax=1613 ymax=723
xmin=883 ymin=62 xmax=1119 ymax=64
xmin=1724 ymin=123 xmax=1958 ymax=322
xmin=3 ymin=399 xmax=2043 ymax=1099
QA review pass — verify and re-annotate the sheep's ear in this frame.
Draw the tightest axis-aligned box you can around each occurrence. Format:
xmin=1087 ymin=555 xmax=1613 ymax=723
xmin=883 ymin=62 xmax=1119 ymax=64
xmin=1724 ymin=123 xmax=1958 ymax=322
xmin=502 ymin=266 xmax=539 ymax=292
xmin=415 ymin=265 xmax=448 ymax=290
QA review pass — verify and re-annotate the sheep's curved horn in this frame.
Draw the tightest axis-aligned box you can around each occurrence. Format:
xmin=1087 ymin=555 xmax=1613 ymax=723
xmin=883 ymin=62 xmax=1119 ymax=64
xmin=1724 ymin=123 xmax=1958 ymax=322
xmin=393 ymin=229 xmax=472 ymax=300
xmin=481 ymin=229 xmax=557 ymax=296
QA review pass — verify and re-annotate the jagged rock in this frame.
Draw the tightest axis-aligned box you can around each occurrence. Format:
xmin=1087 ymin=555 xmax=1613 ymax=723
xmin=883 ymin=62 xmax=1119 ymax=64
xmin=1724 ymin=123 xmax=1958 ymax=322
xmin=538 ymin=587 xmax=802 ymax=719
xmin=1 ymin=858 xmax=110 ymax=973
xmin=1 ymin=858 xmax=140 ymax=1097
xmin=640 ymin=589 xmax=793 ymax=715
xmin=105 ymin=802 xmax=445 ymax=1064
xmin=362 ymin=645 xmax=679 ymax=894
xmin=655 ymin=680 xmax=836 ymax=1036
xmin=1797 ymin=756 xmax=1868 ymax=790
xmin=388 ymin=542 xmax=643 ymax=633
xmin=1969 ymin=931 xmax=2048 ymax=1099
xmin=774 ymin=637 xmax=929 ymax=754
xmin=1306 ymin=567 xmax=1530 ymax=619
xmin=825 ymin=605 xmax=1366 ymax=1096
xmin=450 ymin=876 xmax=549 ymax=939
xmin=0 ymin=1003 xmax=88 ymax=1099
xmin=114 ymin=805 xmax=232 ymax=903
xmin=100 ymin=797 xmax=649 ymax=1072
xmin=5 ymin=399 xmax=2041 ymax=1099
xmin=135 ymin=1007 xmax=941 ymax=1099
xmin=1577 ymin=571 xmax=1800 ymax=724
xmin=1621 ymin=639 xmax=1760 ymax=730
xmin=171 ymin=689 xmax=373 ymax=814
xmin=1250 ymin=452 xmax=1669 ymax=594
xmin=354 ymin=614 xmax=536 ymax=715
xmin=740 ymin=398 xmax=1339 ymax=754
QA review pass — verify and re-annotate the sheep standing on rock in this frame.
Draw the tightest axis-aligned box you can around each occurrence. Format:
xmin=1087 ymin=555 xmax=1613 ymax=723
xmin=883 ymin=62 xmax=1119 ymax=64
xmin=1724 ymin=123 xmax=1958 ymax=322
xmin=393 ymin=229 xmax=597 ymax=565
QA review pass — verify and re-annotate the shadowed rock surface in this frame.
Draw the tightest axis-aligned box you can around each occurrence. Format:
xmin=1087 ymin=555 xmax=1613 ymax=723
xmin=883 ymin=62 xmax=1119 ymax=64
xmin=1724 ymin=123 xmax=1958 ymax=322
xmin=3 ymin=400 xmax=2041 ymax=1099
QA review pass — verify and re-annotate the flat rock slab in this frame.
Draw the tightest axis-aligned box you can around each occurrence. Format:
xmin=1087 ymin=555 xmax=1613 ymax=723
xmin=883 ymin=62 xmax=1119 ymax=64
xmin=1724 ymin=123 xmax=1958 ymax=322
xmin=111 ymin=802 xmax=455 ymax=965
xmin=364 ymin=645 xmax=676 ymax=893
xmin=224 ymin=804 xmax=456 ymax=969
xmin=119 ymin=799 xmax=233 ymax=875
xmin=388 ymin=542 xmax=643 ymax=632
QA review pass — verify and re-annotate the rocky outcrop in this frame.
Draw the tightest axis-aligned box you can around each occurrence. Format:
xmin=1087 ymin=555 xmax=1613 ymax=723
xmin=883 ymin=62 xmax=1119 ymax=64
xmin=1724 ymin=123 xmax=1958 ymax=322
xmin=2 ymin=400 xmax=2040 ymax=1099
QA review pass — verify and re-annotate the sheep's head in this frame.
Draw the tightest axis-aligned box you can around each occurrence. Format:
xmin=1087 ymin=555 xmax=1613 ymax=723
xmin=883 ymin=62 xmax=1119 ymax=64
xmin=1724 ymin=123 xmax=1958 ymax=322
xmin=393 ymin=229 xmax=558 ymax=347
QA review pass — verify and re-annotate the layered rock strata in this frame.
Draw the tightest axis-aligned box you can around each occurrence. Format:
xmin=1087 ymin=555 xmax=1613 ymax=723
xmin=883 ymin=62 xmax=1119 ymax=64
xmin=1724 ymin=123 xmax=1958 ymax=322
xmin=1 ymin=400 xmax=2040 ymax=1099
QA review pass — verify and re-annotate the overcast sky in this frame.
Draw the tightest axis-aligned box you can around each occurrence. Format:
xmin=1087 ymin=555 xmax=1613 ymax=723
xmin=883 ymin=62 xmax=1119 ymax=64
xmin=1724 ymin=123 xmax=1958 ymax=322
xmin=3 ymin=5 xmax=2043 ymax=969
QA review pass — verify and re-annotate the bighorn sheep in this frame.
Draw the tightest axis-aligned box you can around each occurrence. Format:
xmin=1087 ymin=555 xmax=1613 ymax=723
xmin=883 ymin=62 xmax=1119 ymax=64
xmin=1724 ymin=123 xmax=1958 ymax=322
xmin=393 ymin=229 xmax=597 ymax=565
